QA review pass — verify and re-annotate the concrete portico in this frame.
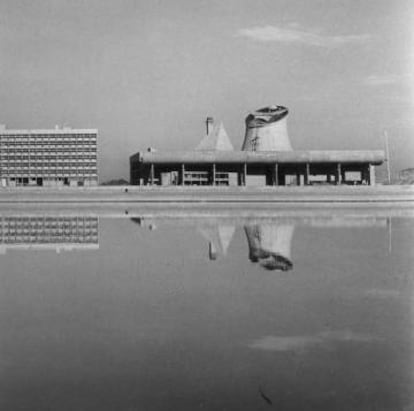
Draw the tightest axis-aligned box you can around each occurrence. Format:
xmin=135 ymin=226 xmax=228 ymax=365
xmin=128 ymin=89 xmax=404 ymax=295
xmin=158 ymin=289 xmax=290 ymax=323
xmin=130 ymin=150 xmax=383 ymax=186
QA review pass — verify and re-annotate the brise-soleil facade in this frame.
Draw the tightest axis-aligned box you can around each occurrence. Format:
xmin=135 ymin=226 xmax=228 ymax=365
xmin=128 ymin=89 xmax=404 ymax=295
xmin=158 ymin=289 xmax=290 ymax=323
xmin=0 ymin=125 xmax=98 ymax=187
xmin=130 ymin=105 xmax=385 ymax=187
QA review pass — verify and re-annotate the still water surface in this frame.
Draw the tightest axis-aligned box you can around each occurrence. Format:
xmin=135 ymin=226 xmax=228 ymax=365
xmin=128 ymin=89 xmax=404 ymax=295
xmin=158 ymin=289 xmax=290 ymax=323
xmin=0 ymin=208 xmax=413 ymax=410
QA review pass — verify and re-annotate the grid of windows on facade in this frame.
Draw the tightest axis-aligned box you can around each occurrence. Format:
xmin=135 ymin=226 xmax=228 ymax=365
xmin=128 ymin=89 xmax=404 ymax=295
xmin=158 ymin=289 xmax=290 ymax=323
xmin=0 ymin=216 xmax=99 ymax=253
xmin=0 ymin=127 xmax=98 ymax=187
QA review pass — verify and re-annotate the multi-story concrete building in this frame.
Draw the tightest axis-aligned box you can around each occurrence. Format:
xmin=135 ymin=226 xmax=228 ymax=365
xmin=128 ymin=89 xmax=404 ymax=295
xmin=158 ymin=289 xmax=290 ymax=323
xmin=0 ymin=125 xmax=98 ymax=187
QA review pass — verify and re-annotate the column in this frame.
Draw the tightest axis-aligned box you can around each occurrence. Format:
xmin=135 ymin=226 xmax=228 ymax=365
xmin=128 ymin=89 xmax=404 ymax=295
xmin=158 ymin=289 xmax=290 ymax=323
xmin=369 ymin=164 xmax=376 ymax=186
xmin=181 ymin=164 xmax=185 ymax=186
xmin=150 ymin=163 xmax=155 ymax=186
xmin=243 ymin=163 xmax=247 ymax=186
xmin=305 ymin=163 xmax=310 ymax=185
xmin=274 ymin=163 xmax=279 ymax=186
xmin=337 ymin=163 xmax=342 ymax=185
xmin=212 ymin=163 xmax=216 ymax=186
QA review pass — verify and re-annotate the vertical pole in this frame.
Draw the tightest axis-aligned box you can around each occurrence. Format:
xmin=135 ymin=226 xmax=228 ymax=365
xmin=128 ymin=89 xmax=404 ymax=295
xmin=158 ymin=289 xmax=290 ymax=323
xmin=384 ymin=130 xmax=391 ymax=184
xmin=181 ymin=163 xmax=185 ymax=186
xmin=212 ymin=163 xmax=216 ymax=186
xmin=243 ymin=163 xmax=247 ymax=186
xmin=337 ymin=163 xmax=342 ymax=185
xmin=387 ymin=217 xmax=392 ymax=254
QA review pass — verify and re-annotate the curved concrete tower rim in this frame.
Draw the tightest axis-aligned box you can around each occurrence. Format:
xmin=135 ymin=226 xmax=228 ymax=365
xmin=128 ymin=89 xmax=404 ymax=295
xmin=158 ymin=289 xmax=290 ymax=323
xmin=242 ymin=104 xmax=293 ymax=152
xmin=245 ymin=105 xmax=289 ymax=129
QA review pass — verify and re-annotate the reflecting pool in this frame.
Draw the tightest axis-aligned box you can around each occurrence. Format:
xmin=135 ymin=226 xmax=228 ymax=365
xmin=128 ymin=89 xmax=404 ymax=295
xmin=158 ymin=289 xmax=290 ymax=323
xmin=0 ymin=206 xmax=413 ymax=410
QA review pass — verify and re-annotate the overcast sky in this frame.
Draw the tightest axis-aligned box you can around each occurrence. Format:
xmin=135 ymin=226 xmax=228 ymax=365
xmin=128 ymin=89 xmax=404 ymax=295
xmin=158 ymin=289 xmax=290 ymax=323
xmin=0 ymin=0 xmax=413 ymax=181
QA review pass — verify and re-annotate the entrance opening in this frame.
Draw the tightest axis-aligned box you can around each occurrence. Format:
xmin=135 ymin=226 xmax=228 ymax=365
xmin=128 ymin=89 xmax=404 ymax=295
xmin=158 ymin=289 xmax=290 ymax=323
xmin=36 ymin=178 xmax=43 ymax=186
xmin=63 ymin=177 xmax=69 ymax=186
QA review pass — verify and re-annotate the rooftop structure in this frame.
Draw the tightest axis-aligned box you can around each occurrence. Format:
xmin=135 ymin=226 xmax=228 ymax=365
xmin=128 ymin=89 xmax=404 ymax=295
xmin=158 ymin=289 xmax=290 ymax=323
xmin=130 ymin=105 xmax=385 ymax=187
xmin=242 ymin=105 xmax=292 ymax=151
xmin=0 ymin=125 xmax=98 ymax=187
xmin=196 ymin=122 xmax=234 ymax=151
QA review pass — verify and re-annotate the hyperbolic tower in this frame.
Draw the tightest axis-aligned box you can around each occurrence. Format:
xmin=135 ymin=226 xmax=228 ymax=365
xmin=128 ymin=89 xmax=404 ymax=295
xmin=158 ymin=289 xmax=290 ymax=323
xmin=241 ymin=105 xmax=292 ymax=151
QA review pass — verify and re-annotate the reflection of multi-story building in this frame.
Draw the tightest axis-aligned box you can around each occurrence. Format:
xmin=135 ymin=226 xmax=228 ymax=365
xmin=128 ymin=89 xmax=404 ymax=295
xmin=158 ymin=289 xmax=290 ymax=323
xmin=0 ymin=216 xmax=99 ymax=253
xmin=198 ymin=224 xmax=235 ymax=261
xmin=132 ymin=212 xmax=390 ymax=270
xmin=0 ymin=125 xmax=98 ymax=187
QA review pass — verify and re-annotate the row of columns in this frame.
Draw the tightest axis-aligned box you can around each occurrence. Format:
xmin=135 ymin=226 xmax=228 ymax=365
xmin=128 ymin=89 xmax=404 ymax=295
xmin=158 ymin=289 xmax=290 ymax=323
xmin=144 ymin=163 xmax=375 ymax=186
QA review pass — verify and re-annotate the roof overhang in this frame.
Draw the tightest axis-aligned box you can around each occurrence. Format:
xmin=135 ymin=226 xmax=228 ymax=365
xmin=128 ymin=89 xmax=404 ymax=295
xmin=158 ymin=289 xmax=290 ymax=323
xmin=134 ymin=150 xmax=385 ymax=165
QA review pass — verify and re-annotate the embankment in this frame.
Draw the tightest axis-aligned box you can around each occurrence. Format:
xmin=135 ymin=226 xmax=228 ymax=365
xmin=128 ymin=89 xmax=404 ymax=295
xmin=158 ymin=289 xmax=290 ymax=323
xmin=0 ymin=185 xmax=413 ymax=204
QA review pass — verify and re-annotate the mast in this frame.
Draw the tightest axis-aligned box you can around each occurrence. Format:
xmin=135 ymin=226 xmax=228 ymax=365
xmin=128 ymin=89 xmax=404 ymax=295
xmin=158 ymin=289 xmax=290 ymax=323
xmin=383 ymin=130 xmax=391 ymax=184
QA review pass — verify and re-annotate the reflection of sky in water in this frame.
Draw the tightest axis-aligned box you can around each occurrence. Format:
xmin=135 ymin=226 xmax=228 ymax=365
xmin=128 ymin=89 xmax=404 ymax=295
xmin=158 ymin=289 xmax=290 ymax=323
xmin=0 ymin=213 xmax=413 ymax=410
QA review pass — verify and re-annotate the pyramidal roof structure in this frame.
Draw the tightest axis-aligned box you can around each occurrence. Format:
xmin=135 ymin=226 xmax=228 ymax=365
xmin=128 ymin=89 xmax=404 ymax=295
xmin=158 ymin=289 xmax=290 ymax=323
xmin=196 ymin=122 xmax=234 ymax=151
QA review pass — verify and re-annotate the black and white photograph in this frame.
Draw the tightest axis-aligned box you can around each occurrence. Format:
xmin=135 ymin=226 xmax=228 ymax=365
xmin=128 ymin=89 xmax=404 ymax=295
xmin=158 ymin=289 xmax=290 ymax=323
xmin=0 ymin=1 xmax=413 ymax=410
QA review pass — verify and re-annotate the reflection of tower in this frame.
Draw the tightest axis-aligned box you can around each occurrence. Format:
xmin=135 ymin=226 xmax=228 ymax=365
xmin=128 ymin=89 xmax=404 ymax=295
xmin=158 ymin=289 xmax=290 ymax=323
xmin=244 ymin=224 xmax=295 ymax=271
xmin=198 ymin=225 xmax=235 ymax=260
xmin=0 ymin=216 xmax=99 ymax=254
xmin=241 ymin=105 xmax=292 ymax=151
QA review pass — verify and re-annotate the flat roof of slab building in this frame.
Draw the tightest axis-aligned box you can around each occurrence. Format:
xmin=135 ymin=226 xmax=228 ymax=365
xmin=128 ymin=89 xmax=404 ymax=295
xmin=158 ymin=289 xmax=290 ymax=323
xmin=0 ymin=126 xmax=97 ymax=135
xmin=132 ymin=150 xmax=385 ymax=165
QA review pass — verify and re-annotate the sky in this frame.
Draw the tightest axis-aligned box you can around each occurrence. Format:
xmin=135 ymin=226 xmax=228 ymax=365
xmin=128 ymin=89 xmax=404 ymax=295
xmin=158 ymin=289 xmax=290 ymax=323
xmin=0 ymin=0 xmax=413 ymax=181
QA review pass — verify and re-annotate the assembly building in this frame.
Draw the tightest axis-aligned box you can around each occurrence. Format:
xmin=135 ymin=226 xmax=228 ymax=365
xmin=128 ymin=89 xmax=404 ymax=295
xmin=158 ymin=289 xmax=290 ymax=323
xmin=130 ymin=105 xmax=385 ymax=187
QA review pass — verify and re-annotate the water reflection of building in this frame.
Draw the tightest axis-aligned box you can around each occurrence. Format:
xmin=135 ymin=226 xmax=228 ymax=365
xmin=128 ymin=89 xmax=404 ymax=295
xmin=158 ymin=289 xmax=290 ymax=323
xmin=131 ymin=217 xmax=236 ymax=261
xmin=0 ymin=216 xmax=99 ymax=253
xmin=132 ymin=213 xmax=389 ymax=269
xmin=244 ymin=224 xmax=294 ymax=271
xmin=198 ymin=225 xmax=235 ymax=260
